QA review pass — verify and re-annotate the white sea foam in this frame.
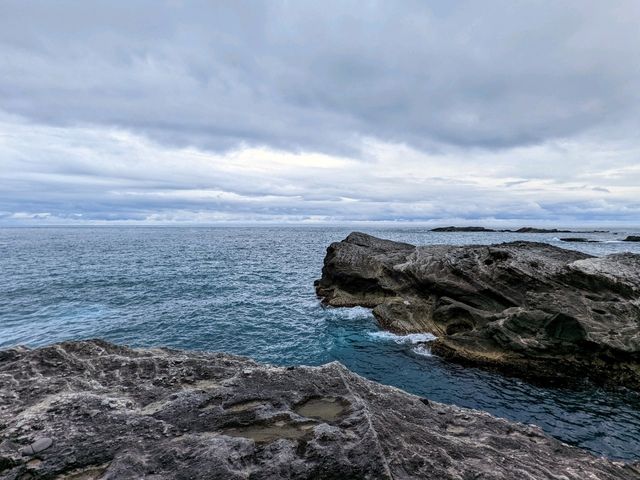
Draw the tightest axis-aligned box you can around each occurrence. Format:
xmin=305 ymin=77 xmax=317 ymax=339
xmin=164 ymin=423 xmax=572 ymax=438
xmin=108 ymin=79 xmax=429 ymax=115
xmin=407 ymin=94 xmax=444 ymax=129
xmin=412 ymin=344 xmax=433 ymax=357
xmin=329 ymin=306 xmax=374 ymax=320
xmin=368 ymin=331 xmax=437 ymax=344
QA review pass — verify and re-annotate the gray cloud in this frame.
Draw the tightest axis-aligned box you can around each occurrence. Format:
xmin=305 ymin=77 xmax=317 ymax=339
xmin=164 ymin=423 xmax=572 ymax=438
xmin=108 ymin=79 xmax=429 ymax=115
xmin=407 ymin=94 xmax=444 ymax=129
xmin=1 ymin=1 xmax=639 ymax=224
xmin=2 ymin=0 xmax=639 ymax=152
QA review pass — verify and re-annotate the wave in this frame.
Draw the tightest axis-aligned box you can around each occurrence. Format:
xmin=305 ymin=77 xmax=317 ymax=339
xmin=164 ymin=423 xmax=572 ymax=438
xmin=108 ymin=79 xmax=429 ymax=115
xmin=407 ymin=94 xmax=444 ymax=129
xmin=411 ymin=344 xmax=433 ymax=357
xmin=326 ymin=306 xmax=374 ymax=320
xmin=368 ymin=330 xmax=437 ymax=344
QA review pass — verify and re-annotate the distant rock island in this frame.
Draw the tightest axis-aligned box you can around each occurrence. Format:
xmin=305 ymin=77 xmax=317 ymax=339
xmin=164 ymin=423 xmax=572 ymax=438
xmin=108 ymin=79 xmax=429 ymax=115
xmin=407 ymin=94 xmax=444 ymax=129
xmin=625 ymin=236 xmax=640 ymax=242
xmin=512 ymin=227 xmax=572 ymax=233
xmin=431 ymin=226 xmax=498 ymax=232
xmin=430 ymin=226 xmax=609 ymax=233
xmin=1 ymin=340 xmax=638 ymax=479
xmin=316 ymin=233 xmax=640 ymax=389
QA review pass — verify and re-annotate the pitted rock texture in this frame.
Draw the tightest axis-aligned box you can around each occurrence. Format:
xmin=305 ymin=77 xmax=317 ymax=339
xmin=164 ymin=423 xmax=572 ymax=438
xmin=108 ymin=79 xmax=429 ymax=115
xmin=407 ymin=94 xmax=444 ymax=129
xmin=1 ymin=341 xmax=639 ymax=479
xmin=315 ymin=232 xmax=640 ymax=389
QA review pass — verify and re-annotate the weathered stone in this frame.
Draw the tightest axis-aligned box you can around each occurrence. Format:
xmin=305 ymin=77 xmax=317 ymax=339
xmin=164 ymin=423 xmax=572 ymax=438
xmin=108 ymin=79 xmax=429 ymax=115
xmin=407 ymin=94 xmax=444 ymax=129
xmin=624 ymin=236 xmax=640 ymax=242
xmin=315 ymin=232 xmax=640 ymax=389
xmin=0 ymin=340 xmax=638 ymax=479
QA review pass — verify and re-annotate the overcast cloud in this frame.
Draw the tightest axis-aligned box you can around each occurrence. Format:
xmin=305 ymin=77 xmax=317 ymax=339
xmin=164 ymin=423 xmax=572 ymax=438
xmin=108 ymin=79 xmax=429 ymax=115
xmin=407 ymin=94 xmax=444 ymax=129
xmin=1 ymin=0 xmax=639 ymax=225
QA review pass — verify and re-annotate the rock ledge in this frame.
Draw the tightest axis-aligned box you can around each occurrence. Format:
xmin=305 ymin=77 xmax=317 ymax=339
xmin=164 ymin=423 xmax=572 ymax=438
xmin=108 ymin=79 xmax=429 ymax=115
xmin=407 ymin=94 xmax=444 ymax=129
xmin=1 ymin=340 xmax=639 ymax=479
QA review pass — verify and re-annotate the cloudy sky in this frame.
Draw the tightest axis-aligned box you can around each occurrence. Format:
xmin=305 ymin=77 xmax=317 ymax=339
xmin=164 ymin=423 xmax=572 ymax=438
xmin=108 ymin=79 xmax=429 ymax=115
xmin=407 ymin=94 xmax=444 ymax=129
xmin=1 ymin=1 xmax=639 ymax=226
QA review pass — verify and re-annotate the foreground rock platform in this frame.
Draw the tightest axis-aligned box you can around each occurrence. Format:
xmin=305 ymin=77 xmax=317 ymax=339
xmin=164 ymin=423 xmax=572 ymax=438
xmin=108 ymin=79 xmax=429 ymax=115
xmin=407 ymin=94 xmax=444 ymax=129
xmin=315 ymin=232 xmax=640 ymax=389
xmin=1 ymin=341 xmax=638 ymax=479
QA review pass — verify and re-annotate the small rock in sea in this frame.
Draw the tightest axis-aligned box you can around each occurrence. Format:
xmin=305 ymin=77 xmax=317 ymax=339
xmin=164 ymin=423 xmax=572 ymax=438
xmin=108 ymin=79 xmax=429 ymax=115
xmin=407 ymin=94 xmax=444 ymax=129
xmin=20 ymin=437 xmax=53 ymax=456
xmin=430 ymin=226 xmax=496 ymax=232
xmin=624 ymin=235 xmax=640 ymax=242
xmin=559 ymin=238 xmax=598 ymax=243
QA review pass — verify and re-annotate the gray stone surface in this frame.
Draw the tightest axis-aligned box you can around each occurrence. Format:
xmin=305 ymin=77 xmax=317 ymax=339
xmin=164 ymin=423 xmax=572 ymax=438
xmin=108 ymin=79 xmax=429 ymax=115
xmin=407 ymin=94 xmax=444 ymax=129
xmin=1 ymin=340 xmax=638 ymax=479
xmin=315 ymin=232 xmax=640 ymax=388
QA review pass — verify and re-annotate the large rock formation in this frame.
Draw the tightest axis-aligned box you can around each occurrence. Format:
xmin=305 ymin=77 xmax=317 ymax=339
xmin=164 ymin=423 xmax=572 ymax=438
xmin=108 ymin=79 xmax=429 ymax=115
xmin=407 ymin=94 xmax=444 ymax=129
xmin=315 ymin=232 xmax=640 ymax=389
xmin=1 ymin=340 xmax=638 ymax=479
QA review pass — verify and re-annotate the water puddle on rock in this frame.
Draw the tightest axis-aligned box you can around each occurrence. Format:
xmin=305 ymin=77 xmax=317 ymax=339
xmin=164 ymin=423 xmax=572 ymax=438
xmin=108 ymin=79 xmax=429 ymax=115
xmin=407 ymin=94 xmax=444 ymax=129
xmin=222 ymin=420 xmax=315 ymax=443
xmin=294 ymin=397 xmax=348 ymax=422
xmin=55 ymin=464 xmax=110 ymax=480
xmin=224 ymin=399 xmax=266 ymax=413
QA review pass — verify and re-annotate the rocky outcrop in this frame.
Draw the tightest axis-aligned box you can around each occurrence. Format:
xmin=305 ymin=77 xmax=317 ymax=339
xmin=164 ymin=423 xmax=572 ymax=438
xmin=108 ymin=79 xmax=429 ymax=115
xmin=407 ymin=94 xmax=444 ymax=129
xmin=315 ymin=232 xmax=640 ymax=389
xmin=625 ymin=236 xmax=640 ymax=242
xmin=1 ymin=340 xmax=638 ymax=480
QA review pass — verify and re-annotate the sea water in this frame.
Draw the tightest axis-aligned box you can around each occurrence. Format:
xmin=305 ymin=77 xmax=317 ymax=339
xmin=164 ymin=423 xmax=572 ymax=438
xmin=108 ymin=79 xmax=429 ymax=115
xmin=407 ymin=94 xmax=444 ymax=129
xmin=1 ymin=226 xmax=640 ymax=460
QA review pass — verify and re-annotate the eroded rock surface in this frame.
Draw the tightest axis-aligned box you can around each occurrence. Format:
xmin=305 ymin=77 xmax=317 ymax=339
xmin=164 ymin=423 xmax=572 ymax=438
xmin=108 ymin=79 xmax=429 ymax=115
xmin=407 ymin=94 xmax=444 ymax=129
xmin=1 ymin=340 xmax=638 ymax=479
xmin=315 ymin=232 xmax=640 ymax=388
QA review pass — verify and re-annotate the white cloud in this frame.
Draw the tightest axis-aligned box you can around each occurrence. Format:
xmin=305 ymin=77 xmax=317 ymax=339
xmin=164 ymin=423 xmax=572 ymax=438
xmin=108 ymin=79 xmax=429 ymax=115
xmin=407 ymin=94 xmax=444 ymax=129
xmin=1 ymin=114 xmax=638 ymax=225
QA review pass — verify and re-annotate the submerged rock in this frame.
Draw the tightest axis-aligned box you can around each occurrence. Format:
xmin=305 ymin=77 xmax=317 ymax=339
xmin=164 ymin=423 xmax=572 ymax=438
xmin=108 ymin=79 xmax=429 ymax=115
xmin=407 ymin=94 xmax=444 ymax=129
xmin=0 ymin=340 xmax=638 ymax=479
xmin=315 ymin=232 xmax=640 ymax=389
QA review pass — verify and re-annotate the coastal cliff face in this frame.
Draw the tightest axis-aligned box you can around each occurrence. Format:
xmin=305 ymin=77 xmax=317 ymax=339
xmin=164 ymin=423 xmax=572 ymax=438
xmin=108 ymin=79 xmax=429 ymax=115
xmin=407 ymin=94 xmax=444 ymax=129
xmin=315 ymin=232 xmax=640 ymax=389
xmin=1 ymin=340 xmax=638 ymax=480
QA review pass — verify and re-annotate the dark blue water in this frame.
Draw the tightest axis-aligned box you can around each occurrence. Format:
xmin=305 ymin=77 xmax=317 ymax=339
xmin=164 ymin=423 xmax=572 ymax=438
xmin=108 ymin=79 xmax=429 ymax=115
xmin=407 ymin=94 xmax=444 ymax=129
xmin=2 ymin=226 xmax=640 ymax=460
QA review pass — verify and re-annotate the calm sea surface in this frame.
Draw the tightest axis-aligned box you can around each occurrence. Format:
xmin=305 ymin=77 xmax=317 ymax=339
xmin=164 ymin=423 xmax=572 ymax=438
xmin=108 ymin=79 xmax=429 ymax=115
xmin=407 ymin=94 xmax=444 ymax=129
xmin=2 ymin=226 xmax=640 ymax=460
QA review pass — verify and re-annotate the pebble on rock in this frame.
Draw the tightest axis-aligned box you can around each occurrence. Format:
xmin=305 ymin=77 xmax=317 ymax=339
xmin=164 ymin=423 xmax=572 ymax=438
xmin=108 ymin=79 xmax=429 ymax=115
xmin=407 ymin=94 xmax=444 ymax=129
xmin=20 ymin=437 xmax=53 ymax=456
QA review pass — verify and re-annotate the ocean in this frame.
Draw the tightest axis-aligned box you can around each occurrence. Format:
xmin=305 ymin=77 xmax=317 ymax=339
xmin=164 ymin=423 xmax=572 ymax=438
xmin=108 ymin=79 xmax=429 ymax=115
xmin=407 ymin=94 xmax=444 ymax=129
xmin=2 ymin=226 xmax=640 ymax=460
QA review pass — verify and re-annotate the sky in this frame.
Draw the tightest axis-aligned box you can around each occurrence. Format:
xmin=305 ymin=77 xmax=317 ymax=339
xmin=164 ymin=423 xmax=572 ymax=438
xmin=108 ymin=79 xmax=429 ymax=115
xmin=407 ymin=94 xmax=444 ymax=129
xmin=1 ymin=1 xmax=639 ymax=226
